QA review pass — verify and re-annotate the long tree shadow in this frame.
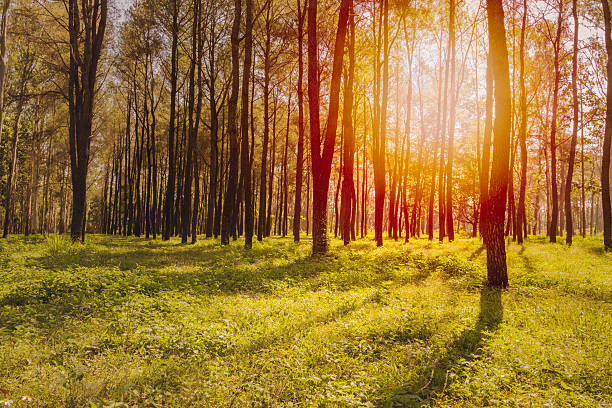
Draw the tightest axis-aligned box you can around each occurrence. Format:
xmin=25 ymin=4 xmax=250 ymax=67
xmin=378 ymin=286 xmax=503 ymax=407
xmin=468 ymin=245 xmax=485 ymax=261
xmin=518 ymin=245 xmax=536 ymax=274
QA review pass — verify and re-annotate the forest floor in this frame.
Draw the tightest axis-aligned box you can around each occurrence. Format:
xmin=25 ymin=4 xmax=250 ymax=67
xmin=0 ymin=233 xmax=610 ymax=407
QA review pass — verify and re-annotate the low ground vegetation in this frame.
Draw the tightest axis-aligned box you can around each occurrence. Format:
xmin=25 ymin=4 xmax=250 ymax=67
xmin=0 ymin=235 xmax=610 ymax=407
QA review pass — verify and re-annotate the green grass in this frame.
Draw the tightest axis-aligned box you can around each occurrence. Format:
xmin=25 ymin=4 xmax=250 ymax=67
xmin=0 ymin=233 xmax=610 ymax=407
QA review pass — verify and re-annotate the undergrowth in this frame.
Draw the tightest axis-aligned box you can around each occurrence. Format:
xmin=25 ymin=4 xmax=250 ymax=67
xmin=0 ymin=234 xmax=610 ymax=407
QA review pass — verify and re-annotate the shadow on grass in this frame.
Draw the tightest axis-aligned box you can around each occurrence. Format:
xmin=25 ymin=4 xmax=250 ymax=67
xmin=583 ymin=243 xmax=609 ymax=256
xmin=378 ymin=287 xmax=503 ymax=407
xmin=27 ymin=235 xmax=313 ymax=272
xmin=2 ymin=239 xmax=399 ymax=330
xmin=517 ymin=245 xmax=536 ymax=274
xmin=468 ymin=245 xmax=485 ymax=261
xmin=2 ymin=236 xmax=463 ymax=341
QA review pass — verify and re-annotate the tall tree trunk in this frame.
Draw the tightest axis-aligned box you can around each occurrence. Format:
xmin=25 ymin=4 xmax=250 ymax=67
xmin=517 ymin=0 xmax=528 ymax=244
xmin=445 ymin=0 xmax=456 ymax=242
xmin=266 ymin=97 xmax=277 ymax=236
xmin=549 ymin=1 xmax=563 ymax=243
xmin=373 ymin=0 xmax=388 ymax=247
xmin=214 ymin=105 xmax=225 ymax=237
xmin=181 ymin=0 xmax=200 ymax=243
xmin=308 ymin=0 xmax=352 ymax=254
xmin=428 ymin=42 xmax=444 ymax=240
xmin=163 ymin=0 xmax=179 ymax=241
xmin=293 ymin=0 xmax=306 ymax=242
xmin=241 ymin=0 xmax=254 ymax=249
xmin=205 ymin=21 xmax=219 ymax=239
xmin=2 ymin=96 xmax=24 ymax=238
xmin=0 ymin=0 xmax=10 ymax=148
xmin=282 ymin=97 xmax=291 ymax=237
xmin=601 ymin=0 xmax=612 ymax=250
xmin=581 ymin=100 xmax=586 ymax=238
xmin=340 ymin=8 xmax=356 ymax=245
xmin=412 ymin=84 xmax=425 ymax=239
xmin=221 ymin=0 xmax=241 ymax=245
xmin=484 ymin=0 xmax=511 ymax=288
xmin=334 ymin=129 xmax=343 ymax=237
xmin=361 ymin=103 xmax=367 ymax=238
xmin=565 ymin=0 xmax=579 ymax=246
xmin=258 ymin=2 xmax=272 ymax=242
xmin=67 ymin=0 xmax=107 ymax=242
xmin=439 ymin=23 xmax=450 ymax=242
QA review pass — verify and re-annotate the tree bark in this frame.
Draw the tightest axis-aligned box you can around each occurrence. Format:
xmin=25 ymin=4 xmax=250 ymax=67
xmin=258 ymin=2 xmax=272 ymax=242
xmin=221 ymin=0 xmax=241 ymax=245
xmin=293 ymin=0 xmax=306 ymax=242
xmin=480 ymin=57 xmax=493 ymax=236
xmin=373 ymin=0 xmax=389 ymax=247
xmin=549 ymin=1 xmax=563 ymax=243
xmin=162 ymin=0 xmax=179 ymax=241
xmin=205 ymin=18 xmax=220 ymax=239
xmin=2 ymin=95 xmax=25 ymax=238
xmin=67 ymin=0 xmax=107 ymax=242
xmin=565 ymin=0 xmax=579 ymax=246
xmin=601 ymin=0 xmax=612 ymax=250
xmin=0 ymin=0 xmax=10 ymax=148
xmin=484 ymin=0 xmax=511 ymax=288
xmin=517 ymin=0 xmax=528 ymax=244
xmin=340 ymin=7 xmax=356 ymax=245
xmin=439 ymin=23 xmax=450 ymax=242
xmin=240 ymin=0 xmax=254 ymax=249
xmin=445 ymin=0 xmax=456 ymax=242
xmin=308 ymin=0 xmax=352 ymax=254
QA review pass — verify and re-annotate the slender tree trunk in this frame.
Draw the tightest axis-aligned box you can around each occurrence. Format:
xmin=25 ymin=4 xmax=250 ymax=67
xmin=412 ymin=82 xmax=425 ymax=240
xmin=428 ymin=43 xmax=444 ymax=241
xmin=221 ymin=0 xmax=241 ymax=245
xmin=308 ymin=0 xmax=352 ymax=254
xmin=439 ymin=23 xmax=450 ymax=242
xmin=282 ymin=97 xmax=291 ymax=237
xmin=267 ymin=97 xmax=277 ymax=236
xmin=445 ymin=0 xmax=456 ymax=242
xmin=565 ymin=0 xmax=579 ymax=246
xmin=581 ymin=100 xmax=586 ymax=238
xmin=205 ymin=25 xmax=219 ymax=239
xmin=340 ymin=7 xmax=356 ymax=245
xmin=373 ymin=0 xmax=389 ymax=247
xmin=0 ymin=0 xmax=10 ymax=148
xmin=163 ymin=0 xmax=179 ymax=241
xmin=484 ymin=0 xmax=511 ymax=288
xmin=214 ymin=106 xmax=225 ymax=238
xmin=361 ymin=105 xmax=367 ymax=238
xmin=517 ymin=0 xmax=528 ymax=244
xmin=258 ymin=3 xmax=272 ymax=242
xmin=549 ymin=1 xmax=563 ymax=243
xmin=480 ymin=57 xmax=493 ymax=236
xmin=241 ymin=0 xmax=254 ymax=249
xmin=334 ymin=129 xmax=343 ymax=237
xmin=181 ymin=0 xmax=199 ymax=243
xmin=293 ymin=0 xmax=306 ymax=242
xmin=601 ymin=0 xmax=612 ymax=250
xmin=2 ymin=97 xmax=24 ymax=238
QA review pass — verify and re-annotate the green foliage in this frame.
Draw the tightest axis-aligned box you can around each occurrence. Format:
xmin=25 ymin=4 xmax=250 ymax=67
xmin=0 ymin=235 xmax=610 ymax=407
